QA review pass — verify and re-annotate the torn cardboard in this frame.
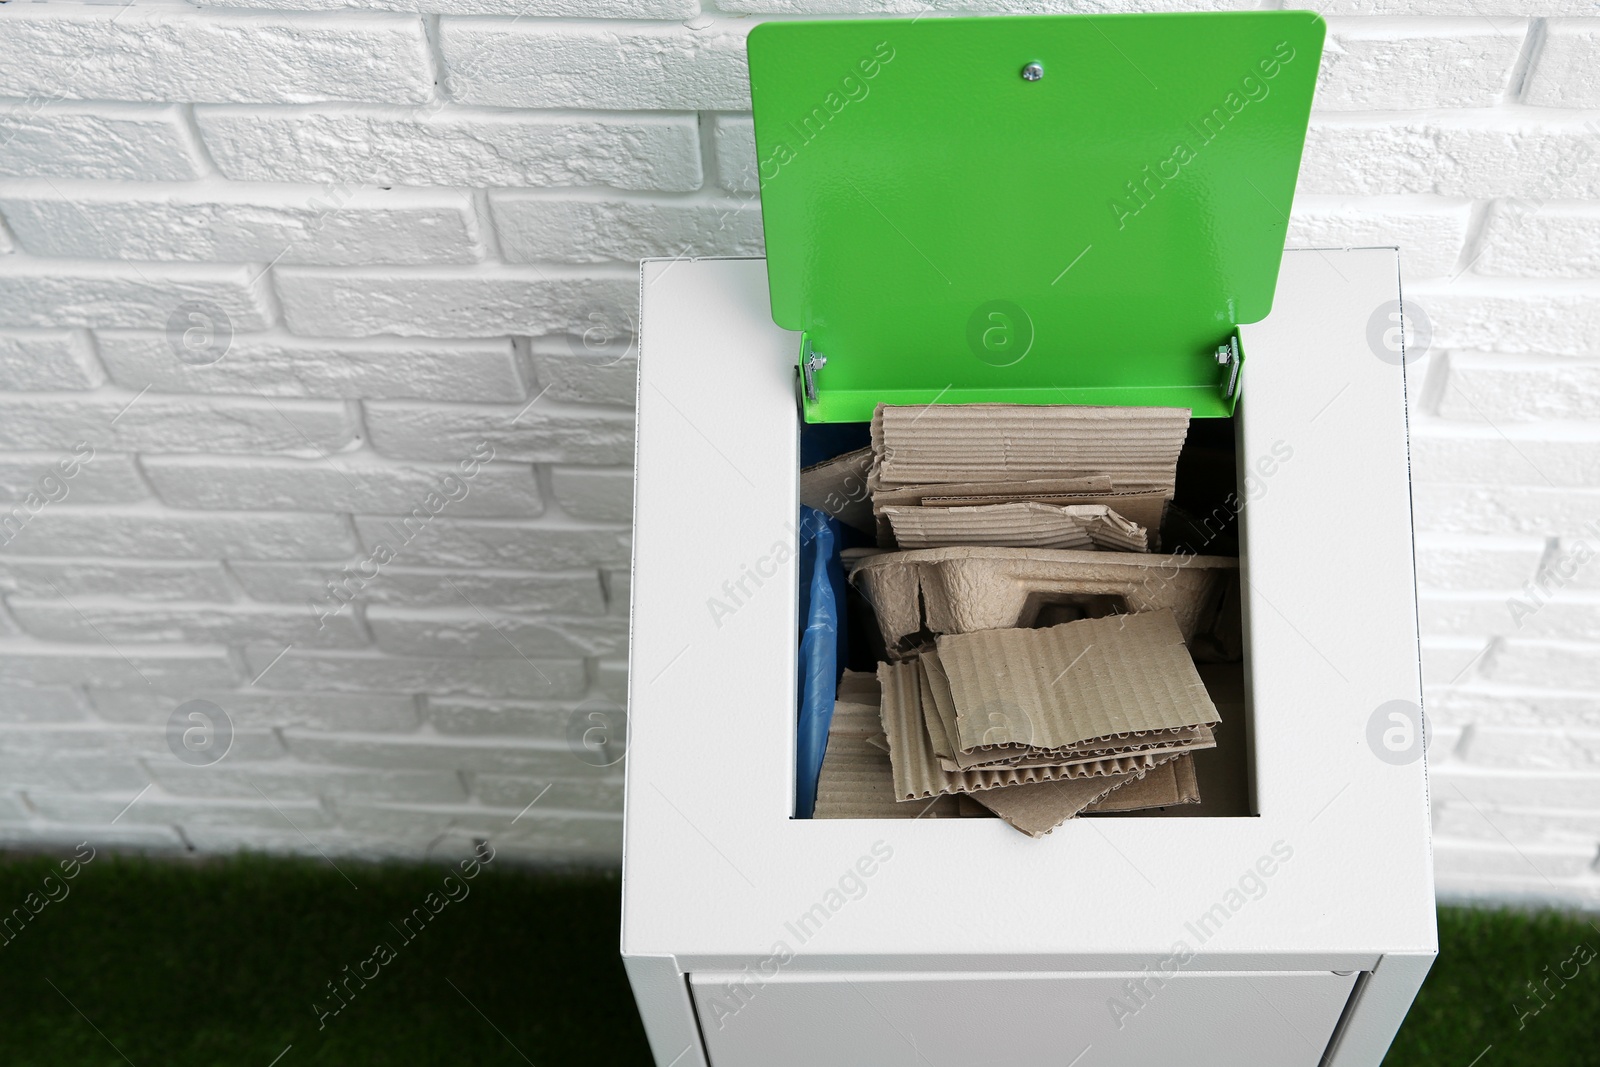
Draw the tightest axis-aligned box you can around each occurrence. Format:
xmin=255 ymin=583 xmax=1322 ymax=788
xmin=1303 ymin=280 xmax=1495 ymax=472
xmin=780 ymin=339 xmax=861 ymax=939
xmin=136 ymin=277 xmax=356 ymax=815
xmin=1083 ymin=753 xmax=1201 ymax=814
xmin=883 ymin=502 xmax=1147 ymax=552
xmin=871 ymin=403 xmax=1191 ymax=490
xmin=848 ymin=545 xmax=1238 ymax=657
xmin=972 ymin=763 xmax=1161 ymax=837
xmin=939 ymin=610 xmax=1220 ymax=752
xmin=800 ymin=446 xmax=875 ymax=536
xmin=813 ymin=699 xmax=964 ymax=819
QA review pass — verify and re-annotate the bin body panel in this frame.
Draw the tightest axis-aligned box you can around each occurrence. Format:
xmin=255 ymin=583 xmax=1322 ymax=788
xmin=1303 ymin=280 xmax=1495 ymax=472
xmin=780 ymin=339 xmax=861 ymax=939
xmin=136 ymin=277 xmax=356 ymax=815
xmin=623 ymin=249 xmax=1435 ymax=1067
xmin=691 ymin=970 xmax=1357 ymax=1067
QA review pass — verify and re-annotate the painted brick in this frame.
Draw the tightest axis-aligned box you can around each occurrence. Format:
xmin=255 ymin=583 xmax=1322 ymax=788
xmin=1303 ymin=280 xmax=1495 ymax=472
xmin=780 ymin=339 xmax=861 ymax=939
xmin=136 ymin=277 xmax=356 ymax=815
xmin=1475 ymin=200 xmax=1600 ymax=277
xmin=711 ymin=0 xmax=1257 ymax=12
xmin=367 ymin=608 xmax=626 ymax=658
xmin=0 ymin=102 xmax=203 ymax=181
xmin=0 ymin=756 xmax=151 ymax=794
xmin=1421 ymin=637 xmax=1494 ymax=687
xmin=0 ymin=258 xmax=274 ymax=330
xmin=91 ymin=688 xmax=419 ymax=732
xmin=0 ymin=395 xmax=353 ymax=454
xmin=283 ymin=732 xmax=575 ymax=775
xmin=241 ymin=647 xmax=587 ymax=699
xmin=605 ymin=569 xmax=630 ymax=617
xmin=596 ymin=658 xmax=628 ymax=703
xmin=0 ymin=725 xmax=282 ymax=762
xmin=364 ymin=401 xmax=634 ymax=463
xmin=1525 ymin=19 xmax=1600 ymax=109
xmin=147 ymin=762 xmax=466 ymax=803
xmin=1434 ymin=800 xmax=1600 ymax=847
xmin=440 ymin=19 xmax=748 ymax=110
xmin=0 ymin=451 xmax=148 ymax=506
xmin=274 ymin=266 xmax=636 ymax=339
xmin=0 ymin=5 xmax=432 ymax=105
xmin=1490 ymin=640 xmax=1600 ymax=690
xmin=445 ymin=815 xmax=622 ymax=858
xmin=1411 ymin=483 xmax=1600 ymax=539
xmin=1461 ymin=726 xmax=1600 ymax=771
xmin=1437 ymin=352 xmax=1600 ymax=422
xmin=0 ymin=182 xmax=482 ymax=266
xmin=489 ymin=194 xmax=762 ymax=264
xmin=142 ymin=455 xmax=544 ymax=517
xmin=176 ymin=825 xmax=419 ymax=858
xmin=550 ymin=466 xmax=634 ymax=522
xmin=472 ymin=772 xmax=624 ymax=813
xmin=199 ymin=0 xmax=697 ymax=14
xmin=7 ymin=598 xmax=368 ymax=649
xmin=427 ymin=697 xmax=574 ymax=739
xmin=1316 ymin=18 xmax=1525 ymax=110
xmin=26 ymin=791 xmax=332 ymax=831
xmin=0 ymin=686 xmax=88 ymax=724
xmin=711 ymin=114 xmax=759 ymax=194
xmin=1300 ymin=115 xmax=1600 ymax=199
xmin=196 ymin=105 xmax=702 ymax=191
xmin=0 ymin=329 xmax=104 ymax=389
xmin=1410 ymin=426 xmax=1600 ymax=488
xmin=0 ymin=510 xmax=357 ymax=561
xmin=353 ymin=516 xmax=631 ymax=570
xmin=1429 ymin=686 xmax=1600 ymax=731
xmin=0 ymin=559 xmax=231 ymax=602
xmin=228 ymin=562 xmax=605 ymax=615
xmin=1286 ymin=195 xmax=1471 ymax=278
xmin=0 ymin=647 xmax=237 ymax=691
xmin=95 ymin=331 xmax=524 ymax=402
xmin=1319 ymin=1 xmax=1594 ymax=12
xmin=1431 ymin=840 xmax=1594 ymax=880
xmin=1406 ymin=282 xmax=1600 ymax=357
xmin=1413 ymin=534 xmax=1545 ymax=591
xmin=0 ymin=823 xmax=182 ymax=850
xmin=528 ymin=337 xmax=637 ymax=407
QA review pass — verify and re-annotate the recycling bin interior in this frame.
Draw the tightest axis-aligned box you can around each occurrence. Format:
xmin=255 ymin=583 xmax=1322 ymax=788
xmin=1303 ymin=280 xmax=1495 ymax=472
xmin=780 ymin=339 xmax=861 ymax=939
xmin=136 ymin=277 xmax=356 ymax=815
xmin=621 ymin=248 xmax=1435 ymax=1067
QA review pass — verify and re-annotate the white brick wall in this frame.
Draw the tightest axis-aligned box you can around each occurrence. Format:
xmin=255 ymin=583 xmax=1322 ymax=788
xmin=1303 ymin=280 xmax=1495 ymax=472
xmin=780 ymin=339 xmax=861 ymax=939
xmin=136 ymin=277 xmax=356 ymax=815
xmin=0 ymin=1 xmax=1596 ymax=892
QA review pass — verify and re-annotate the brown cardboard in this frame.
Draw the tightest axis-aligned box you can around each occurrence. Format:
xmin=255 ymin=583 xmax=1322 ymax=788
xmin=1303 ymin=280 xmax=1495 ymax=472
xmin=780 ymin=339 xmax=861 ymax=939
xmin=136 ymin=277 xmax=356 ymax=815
xmin=871 ymin=403 xmax=1190 ymax=490
xmin=814 ymin=699 xmax=963 ymax=819
xmin=800 ymin=446 xmax=876 ymax=536
xmin=921 ymin=649 xmax=1209 ymax=771
xmin=877 ymin=660 xmax=1183 ymax=800
xmin=1083 ymin=754 xmax=1201 ymax=813
xmin=848 ymin=545 xmax=1238 ymax=657
xmin=837 ymin=669 xmax=881 ymax=705
xmin=883 ymin=502 xmax=1147 ymax=552
xmin=921 ymin=490 xmax=1169 ymax=539
xmin=972 ymin=764 xmax=1158 ymax=837
xmin=938 ymin=610 xmax=1221 ymax=752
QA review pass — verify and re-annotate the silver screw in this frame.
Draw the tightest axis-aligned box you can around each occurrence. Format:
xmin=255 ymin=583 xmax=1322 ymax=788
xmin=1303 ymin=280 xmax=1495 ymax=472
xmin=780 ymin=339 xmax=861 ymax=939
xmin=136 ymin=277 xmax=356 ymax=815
xmin=1022 ymin=62 xmax=1043 ymax=82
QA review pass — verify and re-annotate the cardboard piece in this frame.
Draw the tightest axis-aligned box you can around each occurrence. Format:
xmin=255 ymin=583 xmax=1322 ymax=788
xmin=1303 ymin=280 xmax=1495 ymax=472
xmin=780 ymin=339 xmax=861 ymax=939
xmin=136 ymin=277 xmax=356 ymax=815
xmin=848 ymin=545 xmax=1238 ymax=657
xmin=883 ymin=502 xmax=1147 ymax=552
xmin=1083 ymin=753 xmax=1201 ymax=814
xmin=800 ymin=446 xmax=875 ymax=536
xmin=813 ymin=699 xmax=964 ymax=819
xmin=938 ymin=609 xmax=1220 ymax=752
xmin=871 ymin=403 xmax=1190 ymax=490
xmin=971 ymin=763 xmax=1160 ymax=837
xmin=877 ymin=660 xmax=1185 ymax=800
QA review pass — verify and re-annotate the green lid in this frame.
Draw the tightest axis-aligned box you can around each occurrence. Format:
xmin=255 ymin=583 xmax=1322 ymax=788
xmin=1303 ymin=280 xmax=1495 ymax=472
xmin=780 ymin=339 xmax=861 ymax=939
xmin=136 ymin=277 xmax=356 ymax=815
xmin=747 ymin=12 xmax=1326 ymax=422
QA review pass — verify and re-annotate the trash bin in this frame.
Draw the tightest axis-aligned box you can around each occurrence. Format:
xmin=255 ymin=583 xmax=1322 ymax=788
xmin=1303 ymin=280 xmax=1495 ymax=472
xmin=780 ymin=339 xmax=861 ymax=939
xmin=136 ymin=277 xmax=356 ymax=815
xmin=621 ymin=12 xmax=1435 ymax=1067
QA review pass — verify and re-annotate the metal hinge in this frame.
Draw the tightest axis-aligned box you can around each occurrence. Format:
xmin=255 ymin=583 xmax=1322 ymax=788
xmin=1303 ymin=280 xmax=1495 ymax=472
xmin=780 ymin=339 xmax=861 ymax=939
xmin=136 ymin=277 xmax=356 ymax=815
xmin=801 ymin=340 xmax=828 ymax=404
xmin=1215 ymin=335 xmax=1241 ymax=401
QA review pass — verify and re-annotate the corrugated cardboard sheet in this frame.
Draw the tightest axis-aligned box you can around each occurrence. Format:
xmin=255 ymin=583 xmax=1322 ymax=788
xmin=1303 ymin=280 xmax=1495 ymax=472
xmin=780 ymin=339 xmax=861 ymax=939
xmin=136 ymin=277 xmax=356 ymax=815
xmin=848 ymin=545 xmax=1238 ymax=657
xmin=883 ymin=502 xmax=1147 ymax=552
xmin=938 ymin=610 xmax=1220 ymax=752
xmin=800 ymin=446 xmax=875 ymax=536
xmin=871 ymin=404 xmax=1190 ymax=490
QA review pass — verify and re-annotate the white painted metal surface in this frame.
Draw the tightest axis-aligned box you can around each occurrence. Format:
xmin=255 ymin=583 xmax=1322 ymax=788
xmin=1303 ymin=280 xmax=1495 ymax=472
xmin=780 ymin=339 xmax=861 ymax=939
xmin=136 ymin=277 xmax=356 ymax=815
xmin=622 ymin=250 xmax=1435 ymax=1067
xmin=692 ymin=970 xmax=1359 ymax=1067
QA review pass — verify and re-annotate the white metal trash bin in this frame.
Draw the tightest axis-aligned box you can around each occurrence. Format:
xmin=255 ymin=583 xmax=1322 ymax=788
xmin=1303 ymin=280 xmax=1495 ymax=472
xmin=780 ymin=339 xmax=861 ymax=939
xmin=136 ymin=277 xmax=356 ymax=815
xmin=621 ymin=12 xmax=1434 ymax=1067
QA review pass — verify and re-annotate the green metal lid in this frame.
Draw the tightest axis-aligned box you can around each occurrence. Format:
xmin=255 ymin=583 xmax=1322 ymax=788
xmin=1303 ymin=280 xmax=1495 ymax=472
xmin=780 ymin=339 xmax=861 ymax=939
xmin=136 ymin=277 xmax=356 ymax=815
xmin=747 ymin=12 xmax=1326 ymax=422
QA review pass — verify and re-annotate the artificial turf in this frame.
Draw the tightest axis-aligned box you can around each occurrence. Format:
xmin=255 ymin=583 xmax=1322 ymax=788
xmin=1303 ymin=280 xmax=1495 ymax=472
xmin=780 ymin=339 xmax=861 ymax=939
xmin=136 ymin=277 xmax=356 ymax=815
xmin=0 ymin=851 xmax=1593 ymax=1065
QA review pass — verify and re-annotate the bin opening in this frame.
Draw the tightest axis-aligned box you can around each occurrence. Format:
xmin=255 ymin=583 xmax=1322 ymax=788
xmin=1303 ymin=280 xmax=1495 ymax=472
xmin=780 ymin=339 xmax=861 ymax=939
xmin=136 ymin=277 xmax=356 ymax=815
xmin=797 ymin=403 xmax=1255 ymax=834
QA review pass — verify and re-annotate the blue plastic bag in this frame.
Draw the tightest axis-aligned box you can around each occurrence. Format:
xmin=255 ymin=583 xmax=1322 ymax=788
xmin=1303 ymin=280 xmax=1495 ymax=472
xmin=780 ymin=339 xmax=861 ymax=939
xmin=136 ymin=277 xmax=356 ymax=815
xmin=795 ymin=505 xmax=846 ymax=818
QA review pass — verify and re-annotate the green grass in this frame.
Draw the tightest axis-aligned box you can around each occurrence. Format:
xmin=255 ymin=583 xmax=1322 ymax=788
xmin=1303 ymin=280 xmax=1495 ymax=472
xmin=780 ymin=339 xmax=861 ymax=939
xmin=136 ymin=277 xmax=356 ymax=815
xmin=0 ymin=851 xmax=1594 ymax=1065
